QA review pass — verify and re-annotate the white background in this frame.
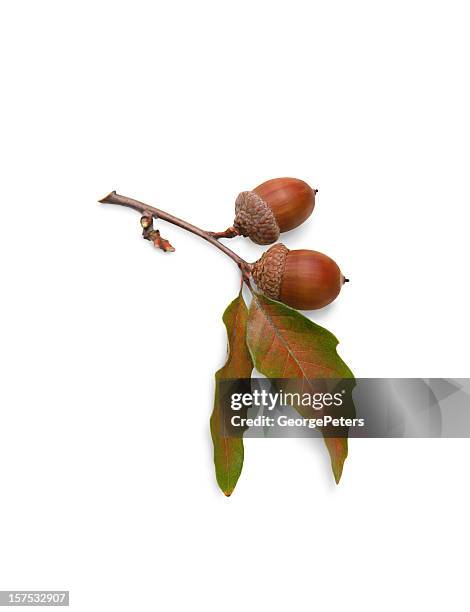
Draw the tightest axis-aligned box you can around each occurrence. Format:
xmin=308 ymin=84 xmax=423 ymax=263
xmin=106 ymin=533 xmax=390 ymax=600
xmin=1 ymin=1 xmax=469 ymax=610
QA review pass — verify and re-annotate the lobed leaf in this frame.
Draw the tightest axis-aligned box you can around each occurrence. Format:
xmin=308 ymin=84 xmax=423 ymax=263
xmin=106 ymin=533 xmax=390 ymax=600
xmin=246 ymin=292 xmax=355 ymax=484
xmin=210 ymin=292 xmax=253 ymax=496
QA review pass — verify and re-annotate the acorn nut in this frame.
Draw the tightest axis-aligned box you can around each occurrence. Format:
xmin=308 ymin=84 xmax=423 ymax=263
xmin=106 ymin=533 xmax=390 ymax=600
xmin=232 ymin=177 xmax=316 ymax=244
xmin=252 ymin=243 xmax=347 ymax=310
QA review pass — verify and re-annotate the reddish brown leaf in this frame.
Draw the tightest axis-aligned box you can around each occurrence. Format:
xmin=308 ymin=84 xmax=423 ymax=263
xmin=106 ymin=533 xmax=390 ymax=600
xmin=246 ymin=292 xmax=354 ymax=484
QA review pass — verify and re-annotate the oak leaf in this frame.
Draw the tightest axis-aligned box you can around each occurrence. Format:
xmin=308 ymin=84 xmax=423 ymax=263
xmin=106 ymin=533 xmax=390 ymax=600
xmin=246 ymin=293 xmax=354 ymax=483
xmin=210 ymin=292 xmax=253 ymax=496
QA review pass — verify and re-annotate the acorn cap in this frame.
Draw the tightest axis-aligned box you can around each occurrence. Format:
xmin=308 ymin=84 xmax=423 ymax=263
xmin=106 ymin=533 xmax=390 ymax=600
xmin=233 ymin=191 xmax=280 ymax=245
xmin=251 ymin=243 xmax=289 ymax=300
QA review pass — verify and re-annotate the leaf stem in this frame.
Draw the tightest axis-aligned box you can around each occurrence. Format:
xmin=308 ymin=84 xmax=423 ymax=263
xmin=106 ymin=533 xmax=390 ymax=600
xmin=99 ymin=191 xmax=252 ymax=281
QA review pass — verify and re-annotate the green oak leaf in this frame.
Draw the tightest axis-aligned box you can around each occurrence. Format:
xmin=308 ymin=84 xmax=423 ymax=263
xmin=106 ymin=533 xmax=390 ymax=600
xmin=210 ymin=292 xmax=253 ymax=496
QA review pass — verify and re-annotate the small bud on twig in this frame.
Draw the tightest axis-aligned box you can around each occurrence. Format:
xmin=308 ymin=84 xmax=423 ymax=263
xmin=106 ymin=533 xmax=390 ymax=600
xmin=140 ymin=215 xmax=175 ymax=252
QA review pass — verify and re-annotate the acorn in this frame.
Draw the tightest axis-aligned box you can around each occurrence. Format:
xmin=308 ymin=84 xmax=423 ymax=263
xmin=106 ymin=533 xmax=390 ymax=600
xmin=212 ymin=177 xmax=316 ymax=244
xmin=252 ymin=244 xmax=347 ymax=310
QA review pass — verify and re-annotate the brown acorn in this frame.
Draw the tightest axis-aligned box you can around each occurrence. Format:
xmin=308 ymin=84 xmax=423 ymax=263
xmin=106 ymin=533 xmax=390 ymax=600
xmin=216 ymin=177 xmax=316 ymax=244
xmin=252 ymin=244 xmax=347 ymax=310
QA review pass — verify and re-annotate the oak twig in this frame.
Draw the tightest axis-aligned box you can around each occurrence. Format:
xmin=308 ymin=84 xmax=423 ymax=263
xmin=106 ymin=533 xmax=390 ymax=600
xmin=99 ymin=191 xmax=252 ymax=284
